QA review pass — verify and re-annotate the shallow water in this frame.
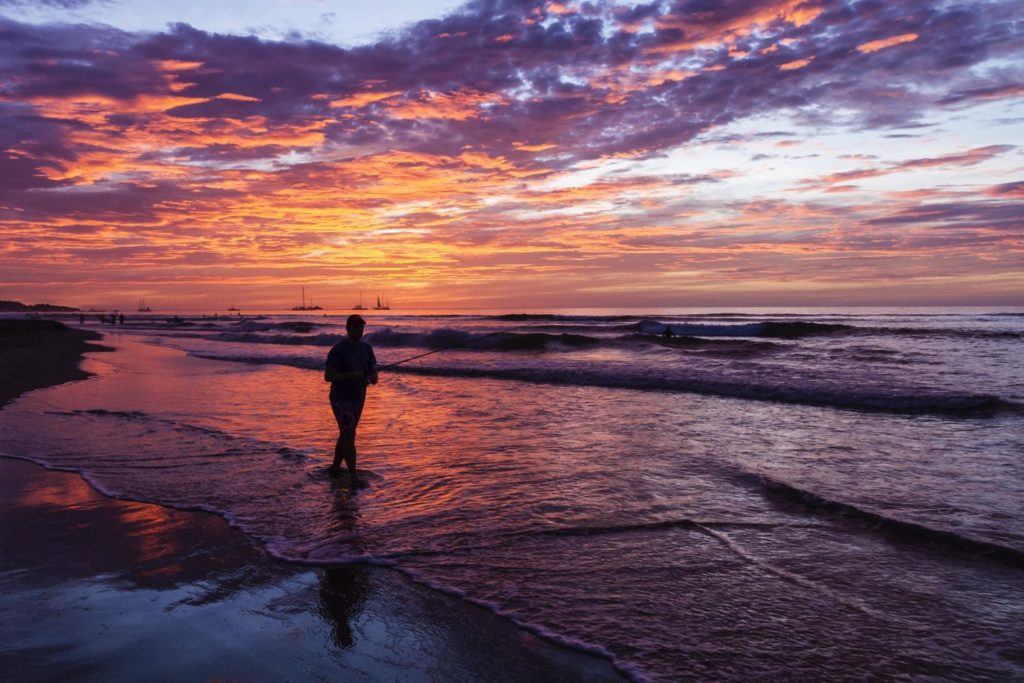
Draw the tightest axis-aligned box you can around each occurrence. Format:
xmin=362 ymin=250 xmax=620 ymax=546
xmin=2 ymin=308 xmax=1023 ymax=680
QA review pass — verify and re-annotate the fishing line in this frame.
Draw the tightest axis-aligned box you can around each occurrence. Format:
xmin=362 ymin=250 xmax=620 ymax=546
xmin=375 ymin=324 xmax=536 ymax=370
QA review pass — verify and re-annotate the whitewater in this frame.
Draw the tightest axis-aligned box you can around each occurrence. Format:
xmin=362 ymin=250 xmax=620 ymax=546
xmin=2 ymin=307 xmax=1022 ymax=680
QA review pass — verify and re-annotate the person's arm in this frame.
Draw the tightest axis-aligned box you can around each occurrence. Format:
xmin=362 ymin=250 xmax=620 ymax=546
xmin=367 ymin=347 xmax=379 ymax=385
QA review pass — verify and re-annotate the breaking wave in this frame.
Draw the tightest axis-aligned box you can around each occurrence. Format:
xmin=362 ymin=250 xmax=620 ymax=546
xmin=637 ymin=320 xmax=853 ymax=338
xmin=187 ymin=350 xmax=1019 ymax=417
xmin=387 ymin=365 xmax=1018 ymax=416
xmin=743 ymin=474 xmax=1024 ymax=565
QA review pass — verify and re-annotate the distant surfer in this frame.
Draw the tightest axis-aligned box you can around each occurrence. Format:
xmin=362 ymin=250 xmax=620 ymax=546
xmin=325 ymin=314 xmax=378 ymax=486
xmin=662 ymin=326 xmax=675 ymax=338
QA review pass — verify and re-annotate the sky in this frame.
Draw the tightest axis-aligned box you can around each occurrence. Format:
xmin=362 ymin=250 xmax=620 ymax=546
xmin=1 ymin=0 xmax=1022 ymax=309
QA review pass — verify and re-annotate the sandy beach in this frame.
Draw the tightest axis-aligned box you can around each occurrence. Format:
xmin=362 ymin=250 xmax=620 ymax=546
xmin=0 ymin=320 xmax=626 ymax=682
xmin=0 ymin=320 xmax=111 ymax=408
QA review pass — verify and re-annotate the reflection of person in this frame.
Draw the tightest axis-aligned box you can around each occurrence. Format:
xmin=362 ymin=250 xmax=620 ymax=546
xmin=324 ymin=314 xmax=378 ymax=486
xmin=319 ymin=566 xmax=372 ymax=648
xmin=318 ymin=488 xmax=370 ymax=648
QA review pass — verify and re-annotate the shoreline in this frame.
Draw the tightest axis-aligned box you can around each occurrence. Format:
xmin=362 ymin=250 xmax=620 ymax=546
xmin=0 ymin=321 xmax=627 ymax=682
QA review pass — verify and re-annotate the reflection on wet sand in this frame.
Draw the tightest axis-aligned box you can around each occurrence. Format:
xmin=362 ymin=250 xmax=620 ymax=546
xmin=318 ymin=488 xmax=372 ymax=648
xmin=0 ymin=459 xmax=627 ymax=682
xmin=2 ymin=458 xmax=277 ymax=591
xmin=319 ymin=566 xmax=372 ymax=648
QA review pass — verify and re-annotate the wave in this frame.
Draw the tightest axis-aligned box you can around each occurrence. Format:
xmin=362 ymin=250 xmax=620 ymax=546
xmin=213 ymin=331 xmax=342 ymax=346
xmin=385 ymin=365 xmax=1018 ymax=416
xmin=638 ymin=319 xmax=1022 ymax=341
xmin=638 ymin=320 xmax=853 ymax=338
xmin=856 ymin=326 xmax=1023 ymax=340
xmin=206 ymin=327 xmax=604 ymax=351
xmin=190 ymin=349 xmax=1019 ymax=417
xmin=371 ymin=328 xmax=602 ymax=351
xmin=488 ymin=313 xmax=638 ymax=322
xmin=747 ymin=474 xmax=1024 ymax=566
xmin=622 ymin=334 xmax=780 ymax=355
xmin=44 ymin=409 xmax=316 ymax=460
xmin=206 ymin=326 xmax=778 ymax=355
xmin=512 ymin=322 xmax=642 ymax=333
xmin=210 ymin=327 xmax=780 ymax=357
xmin=230 ymin=320 xmax=320 ymax=333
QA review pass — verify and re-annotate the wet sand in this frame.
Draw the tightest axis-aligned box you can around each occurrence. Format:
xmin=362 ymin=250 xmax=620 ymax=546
xmin=0 ymin=322 xmax=626 ymax=682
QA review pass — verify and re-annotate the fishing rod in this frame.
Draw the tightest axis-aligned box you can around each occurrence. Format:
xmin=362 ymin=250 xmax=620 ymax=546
xmin=375 ymin=324 xmax=535 ymax=370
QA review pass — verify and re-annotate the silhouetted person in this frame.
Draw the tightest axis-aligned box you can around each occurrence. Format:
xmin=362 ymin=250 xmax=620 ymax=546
xmin=325 ymin=314 xmax=378 ymax=486
xmin=663 ymin=326 xmax=675 ymax=338
xmin=118 ymin=313 xmax=125 ymax=325
xmin=79 ymin=313 xmax=85 ymax=325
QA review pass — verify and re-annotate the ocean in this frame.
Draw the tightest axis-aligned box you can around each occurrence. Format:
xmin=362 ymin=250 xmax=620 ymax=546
xmin=2 ymin=307 xmax=1022 ymax=680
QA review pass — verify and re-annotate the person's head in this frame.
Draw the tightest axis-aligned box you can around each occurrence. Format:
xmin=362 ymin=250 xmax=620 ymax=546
xmin=346 ymin=314 xmax=366 ymax=341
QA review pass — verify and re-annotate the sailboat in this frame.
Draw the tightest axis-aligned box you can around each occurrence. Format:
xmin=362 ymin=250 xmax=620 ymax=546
xmin=352 ymin=290 xmax=367 ymax=310
xmin=373 ymin=295 xmax=390 ymax=311
xmin=137 ymin=299 xmax=152 ymax=312
xmin=291 ymin=286 xmax=323 ymax=311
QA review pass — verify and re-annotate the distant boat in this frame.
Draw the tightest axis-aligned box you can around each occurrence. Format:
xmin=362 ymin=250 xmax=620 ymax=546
xmin=291 ymin=286 xmax=323 ymax=311
xmin=373 ymin=295 xmax=390 ymax=311
xmin=352 ymin=290 xmax=367 ymax=310
xmin=137 ymin=299 xmax=152 ymax=312
xmin=227 ymin=301 xmax=240 ymax=311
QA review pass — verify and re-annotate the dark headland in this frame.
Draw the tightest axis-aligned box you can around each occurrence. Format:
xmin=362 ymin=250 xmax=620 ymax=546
xmin=0 ymin=319 xmax=110 ymax=408
xmin=0 ymin=299 xmax=79 ymax=312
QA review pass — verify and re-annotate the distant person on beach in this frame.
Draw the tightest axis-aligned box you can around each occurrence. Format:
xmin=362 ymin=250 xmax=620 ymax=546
xmin=118 ymin=313 xmax=125 ymax=325
xmin=79 ymin=313 xmax=85 ymax=325
xmin=324 ymin=314 xmax=378 ymax=486
xmin=662 ymin=326 xmax=675 ymax=338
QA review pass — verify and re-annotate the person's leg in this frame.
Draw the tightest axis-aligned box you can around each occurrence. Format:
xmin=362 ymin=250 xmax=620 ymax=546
xmin=337 ymin=427 xmax=356 ymax=475
xmin=330 ymin=400 xmax=357 ymax=478
xmin=345 ymin=401 xmax=366 ymax=485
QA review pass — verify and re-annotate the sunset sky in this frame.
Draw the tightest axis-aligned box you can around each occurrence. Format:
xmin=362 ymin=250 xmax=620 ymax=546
xmin=1 ymin=0 xmax=1021 ymax=309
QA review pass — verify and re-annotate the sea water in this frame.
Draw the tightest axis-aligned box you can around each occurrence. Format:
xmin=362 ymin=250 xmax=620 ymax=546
xmin=2 ymin=308 xmax=1022 ymax=680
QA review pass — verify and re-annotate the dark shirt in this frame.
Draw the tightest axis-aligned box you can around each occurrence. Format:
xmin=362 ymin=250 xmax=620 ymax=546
xmin=326 ymin=338 xmax=376 ymax=403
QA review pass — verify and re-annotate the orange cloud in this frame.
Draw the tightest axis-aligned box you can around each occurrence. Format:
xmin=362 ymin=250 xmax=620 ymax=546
xmin=514 ymin=142 xmax=557 ymax=152
xmin=385 ymin=89 xmax=504 ymax=121
xmin=856 ymin=33 xmax=919 ymax=54
xmin=652 ymin=0 xmax=825 ymax=54
xmin=329 ymin=91 xmax=402 ymax=108
xmin=779 ymin=57 xmax=813 ymax=71
xmin=216 ymin=93 xmax=261 ymax=102
xmin=156 ymin=60 xmax=204 ymax=71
